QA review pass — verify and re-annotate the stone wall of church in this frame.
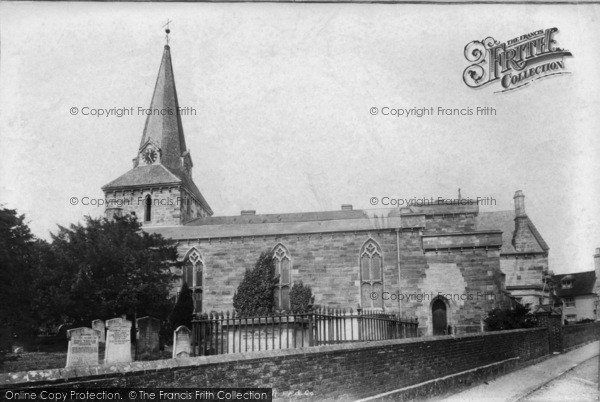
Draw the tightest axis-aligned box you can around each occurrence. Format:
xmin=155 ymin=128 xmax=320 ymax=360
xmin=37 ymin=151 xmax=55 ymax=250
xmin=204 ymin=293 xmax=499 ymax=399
xmin=104 ymin=187 xmax=209 ymax=226
xmin=104 ymin=187 xmax=183 ymax=226
xmin=415 ymin=250 xmax=503 ymax=334
xmin=178 ymin=188 xmax=210 ymax=224
xmin=175 ymin=228 xmax=504 ymax=335
xmin=500 ymin=255 xmax=548 ymax=288
xmin=177 ymin=231 xmax=399 ymax=312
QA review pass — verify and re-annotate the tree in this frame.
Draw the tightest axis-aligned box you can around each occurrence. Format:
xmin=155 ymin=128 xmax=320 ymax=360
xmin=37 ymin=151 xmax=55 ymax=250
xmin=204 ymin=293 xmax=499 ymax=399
xmin=233 ymin=251 xmax=278 ymax=316
xmin=168 ymin=282 xmax=194 ymax=330
xmin=0 ymin=208 xmax=39 ymax=355
xmin=290 ymin=281 xmax=313 ymax=313
xmin=484 ymin=303 xmax=538 ymax=331
xmin=35 ymin=215 xmax=178 ymax=326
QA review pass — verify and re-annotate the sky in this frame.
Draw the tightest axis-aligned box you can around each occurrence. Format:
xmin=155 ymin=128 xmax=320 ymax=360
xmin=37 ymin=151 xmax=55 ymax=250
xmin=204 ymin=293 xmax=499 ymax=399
xmin=1 ymin=2 xmax=599 ymax=274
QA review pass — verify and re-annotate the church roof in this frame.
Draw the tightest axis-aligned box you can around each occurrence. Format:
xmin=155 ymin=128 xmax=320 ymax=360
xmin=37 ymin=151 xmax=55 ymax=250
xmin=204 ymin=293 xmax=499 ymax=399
xmin=145 ymin=204 xmax=483 ymax=240
xmin=101 ymin=164 xmax=213 ymax=214
xmin=139 ymin=45 xmax=188 ymax=173
xmin=103 ymin=164 xmax=180 ymax=188
xmin=185 ymin=209 xmax=400 ymax=226
xmin=553 ymin=271 xmax=596 ymax=297
xmin=148 ymin=212 xmax=405 ymax=240
xmin=477 ymin=210 xmax=549 ymax=254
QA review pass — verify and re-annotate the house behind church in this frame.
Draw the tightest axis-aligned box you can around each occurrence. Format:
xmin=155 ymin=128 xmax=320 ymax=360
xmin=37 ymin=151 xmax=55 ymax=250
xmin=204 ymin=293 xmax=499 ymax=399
xmin=551 ymin=249 xmax=600 ymax=323
xmin=102 ymin=43 xmax=551 ymax=336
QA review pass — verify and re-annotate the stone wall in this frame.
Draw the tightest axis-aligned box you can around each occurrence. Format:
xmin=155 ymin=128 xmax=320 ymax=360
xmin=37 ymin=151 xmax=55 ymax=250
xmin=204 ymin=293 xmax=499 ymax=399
xmin=0 ymin=328 xmax=550 ymax=401
xmin=501 ymin=255 xmax=548 ymax=289
xmin=176 ymin=227 xmax=504 ymax=335
xmin=562 ymin=322 xmax=600 ymax=352
xmin=104 ymin=187 xmax=208 ymax=226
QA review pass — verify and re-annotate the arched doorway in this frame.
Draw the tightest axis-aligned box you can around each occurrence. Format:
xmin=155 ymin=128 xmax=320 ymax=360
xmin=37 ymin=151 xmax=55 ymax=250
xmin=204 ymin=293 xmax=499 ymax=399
xmin=432 ymin=298 xmax=447 ymax=335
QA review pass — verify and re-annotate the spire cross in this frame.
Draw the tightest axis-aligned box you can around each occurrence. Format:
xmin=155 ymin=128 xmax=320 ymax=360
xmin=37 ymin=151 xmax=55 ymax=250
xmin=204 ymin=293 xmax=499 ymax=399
xmin=163 ymin=19 xmax=172 ymax=45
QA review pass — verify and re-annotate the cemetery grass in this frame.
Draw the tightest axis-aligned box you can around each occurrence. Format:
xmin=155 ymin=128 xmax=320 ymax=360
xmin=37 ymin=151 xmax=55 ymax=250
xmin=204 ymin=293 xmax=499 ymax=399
xmin=1 ymin=343 xmax=173 ymax=373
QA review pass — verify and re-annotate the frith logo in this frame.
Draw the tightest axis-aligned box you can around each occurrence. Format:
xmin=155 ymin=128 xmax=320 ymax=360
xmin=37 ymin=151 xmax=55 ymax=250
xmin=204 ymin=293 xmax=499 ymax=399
xmin=463 ymin=28 xmax=573 ymax=93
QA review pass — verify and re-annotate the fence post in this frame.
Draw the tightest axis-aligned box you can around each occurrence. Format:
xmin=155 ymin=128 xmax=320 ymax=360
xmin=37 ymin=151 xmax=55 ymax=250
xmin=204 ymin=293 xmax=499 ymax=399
xmin=357 ymin=305 xmax=363 ymax=341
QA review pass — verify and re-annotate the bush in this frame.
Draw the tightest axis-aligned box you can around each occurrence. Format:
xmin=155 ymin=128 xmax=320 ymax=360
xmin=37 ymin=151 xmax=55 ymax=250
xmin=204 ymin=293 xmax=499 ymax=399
xmin=290 ymin=281 xmax=313 ymax=313
xmin=484 ymin=303 xmax=538 ymax=331
xmin=576 ymin=318 xmax=595 ymax=324
xmin=168 ymin=282 xmax=193 ymax=330
xmin=233 ymin=251 xmax=278 ymax=317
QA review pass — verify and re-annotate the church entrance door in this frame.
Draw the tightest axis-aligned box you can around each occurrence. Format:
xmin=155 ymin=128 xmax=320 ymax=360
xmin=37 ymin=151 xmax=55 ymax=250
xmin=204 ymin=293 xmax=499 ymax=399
xmin=432 ymin=299 xmax=447 ymax=335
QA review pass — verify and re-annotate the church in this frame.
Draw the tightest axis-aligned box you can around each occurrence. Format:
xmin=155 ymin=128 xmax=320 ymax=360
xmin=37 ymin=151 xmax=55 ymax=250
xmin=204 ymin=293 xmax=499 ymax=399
xmin=102 ymin=42 xmax=550 ymax=336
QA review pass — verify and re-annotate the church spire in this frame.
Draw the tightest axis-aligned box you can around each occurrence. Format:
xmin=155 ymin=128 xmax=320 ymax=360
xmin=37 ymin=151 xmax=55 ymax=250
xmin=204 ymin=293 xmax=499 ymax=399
xmin=103 ymin=28 xmax=213 ymax=223
xmin=138 ymin=40 xmax=188 ymax=174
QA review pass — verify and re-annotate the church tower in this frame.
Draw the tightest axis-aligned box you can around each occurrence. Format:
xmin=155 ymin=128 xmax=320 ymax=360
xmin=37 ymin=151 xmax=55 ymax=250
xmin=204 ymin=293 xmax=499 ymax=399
xmin=102 ymin=38 xmax=213 ymax=226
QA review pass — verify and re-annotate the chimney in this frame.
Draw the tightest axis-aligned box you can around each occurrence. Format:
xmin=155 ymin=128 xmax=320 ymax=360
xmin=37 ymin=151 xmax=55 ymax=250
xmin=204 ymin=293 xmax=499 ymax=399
xmin=513 ymin=190 xmax=526 ymax=217
xmin=594 ymin=248 xmax=600 ymax=301
xmin=241 ymin=210 xmax=256 ymax=216
xmin=594 ymin=247 xmax=600 ymax=277
xmin=341 ymin=204 xmax=353 ymax=211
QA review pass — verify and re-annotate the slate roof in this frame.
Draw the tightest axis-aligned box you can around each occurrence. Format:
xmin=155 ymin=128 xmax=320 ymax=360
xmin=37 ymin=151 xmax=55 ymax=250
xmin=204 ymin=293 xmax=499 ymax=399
xmin=553 ymin=271 xmax=596 ymax=297
xmin=184 ymin=203 xmax=479 ymax=227
xmin=185 ymin=209 xmax=398 ymax=226
xmin=477 ymin=210 xmax=549 ymax=254
xmin=139 ymin=45 xmax=188 ymax=173
xmin=148 ymin=212 xmax=405 ymax=240
xmin=145 ymin=204 xmax=482 ymax=240
xmin=103 ymin=165 xmax=180 ymax=188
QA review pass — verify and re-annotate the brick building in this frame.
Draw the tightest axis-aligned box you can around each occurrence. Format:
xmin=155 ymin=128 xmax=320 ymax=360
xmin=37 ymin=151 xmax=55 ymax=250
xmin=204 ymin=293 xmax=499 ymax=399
xmin=102 ymin=44 xmax=550 ymax=335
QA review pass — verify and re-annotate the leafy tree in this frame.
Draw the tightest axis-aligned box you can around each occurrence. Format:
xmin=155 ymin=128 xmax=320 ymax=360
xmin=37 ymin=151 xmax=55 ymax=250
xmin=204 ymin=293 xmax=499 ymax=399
xmin=484 ymin=303 xmax=538 ymax=331
xmin=0 ymin=208 xmax=40 ymax=356
xmin=290 ymin=281 xmax=313 ymax=313
xmin=35 ymin=215 xmax=178 ymax=326
xmin=169 ymin=282 xmax=194 ymax=330
xmin=233 ymin=251 xmax=278 ymax=316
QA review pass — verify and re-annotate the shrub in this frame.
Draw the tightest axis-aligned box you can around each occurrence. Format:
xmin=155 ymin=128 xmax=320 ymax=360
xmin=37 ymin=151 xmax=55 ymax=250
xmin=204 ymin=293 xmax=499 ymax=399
xmin=576 ymin=318 xmax=595 ymax=324
xmin=233 ymin=251 xmax=278 ymax=317
xmin=168 ymin=282 xmax=193 ymax=330
xmin=484 ymin=303 xmax=538 ymax=331
xmin=290 ymin=281 xmax=313 ymax=313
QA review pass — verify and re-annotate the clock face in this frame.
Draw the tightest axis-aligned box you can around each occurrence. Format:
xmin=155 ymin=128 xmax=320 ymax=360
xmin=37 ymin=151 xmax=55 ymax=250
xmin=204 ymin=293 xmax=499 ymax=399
xmin=142 ymin=149 xmax=157 ymax=164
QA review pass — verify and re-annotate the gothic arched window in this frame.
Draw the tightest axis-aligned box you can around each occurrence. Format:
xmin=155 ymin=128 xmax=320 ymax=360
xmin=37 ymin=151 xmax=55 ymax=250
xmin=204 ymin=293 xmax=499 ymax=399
xmin=144 ymin=194 xmax=152 ymax=222
xmin=360 ymin=239 xmax=383 ymax=309
xmin=273 ymin=244 xmax=291 ymax=311
xmin=182 ymin=248 xmax=203 ymax=313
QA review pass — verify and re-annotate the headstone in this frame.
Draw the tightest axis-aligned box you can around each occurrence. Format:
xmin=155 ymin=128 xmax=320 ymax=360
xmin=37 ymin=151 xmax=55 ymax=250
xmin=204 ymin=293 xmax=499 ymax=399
xmin=66 ymin=327 xmax=100 ymax=367
xmin=91 ymin=319 xmax=106 ymax=343
xmin=136 ymin=316 xmax=161 ymax=360
xmin=104 ymin=317 xmax=132 ymax=364
xmin=172 ymin=326 xmax=191 ymax=358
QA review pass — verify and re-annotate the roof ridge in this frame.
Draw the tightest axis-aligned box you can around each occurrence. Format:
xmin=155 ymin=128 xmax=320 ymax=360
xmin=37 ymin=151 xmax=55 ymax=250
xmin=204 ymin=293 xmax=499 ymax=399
xmin=526 ymin=218 xmax=550 ymax=251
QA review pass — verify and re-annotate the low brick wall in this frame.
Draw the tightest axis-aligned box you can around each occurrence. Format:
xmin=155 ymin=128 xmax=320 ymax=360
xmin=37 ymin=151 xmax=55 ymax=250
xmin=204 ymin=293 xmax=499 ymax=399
xmin=562 ymin=322 xmax=600 ymax=352
xmin=0 ymin=328 xmax=549 ymax=400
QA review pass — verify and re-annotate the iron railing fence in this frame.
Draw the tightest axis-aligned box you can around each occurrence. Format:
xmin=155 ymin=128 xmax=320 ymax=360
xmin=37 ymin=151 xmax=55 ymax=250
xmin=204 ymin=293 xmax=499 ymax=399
xmin=190 ymin=308 xmax=419 ymax=356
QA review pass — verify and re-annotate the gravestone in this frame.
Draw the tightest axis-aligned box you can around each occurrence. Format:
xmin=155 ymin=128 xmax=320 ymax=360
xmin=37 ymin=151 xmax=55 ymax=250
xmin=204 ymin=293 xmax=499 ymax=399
xmin=104 ymin=317 xmax=132 ymax=364
xmin=136 ymin=316 xmax=161 ymax=360
xmin=172 ymin=326 xmax=191 ymax=358
xmin=91 ymin=319 xmax=106 ymax=343
xmin=66 ymin=327 xmax=100 ymax=367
